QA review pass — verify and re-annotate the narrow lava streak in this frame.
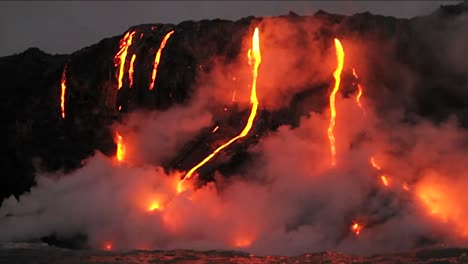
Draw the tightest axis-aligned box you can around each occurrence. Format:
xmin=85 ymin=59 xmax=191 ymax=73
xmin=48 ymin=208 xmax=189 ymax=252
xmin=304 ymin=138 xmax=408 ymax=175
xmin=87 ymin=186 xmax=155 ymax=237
xmin=212 ymin=126 xmax=219 ymax=133
xmin=178 ymin=27 xmax=262 ymax=192
xmin=114 ymin=31 xmax=136 ymax=90
xmin=327 ymin=38 xmax=345 ymax=166
xmin=115 ymin=132 xmax=126 ymax=162
xmin=370 ymin=156 xmax=381 ymax=170
xmin=232 ymin=90 xmax=237 ymax=102
xmin=128 ymin=54 xmax=137 ymax=88
xmin=352 ymin=67 xmax=366 ymax=114
xmin=60 ymin=64 xmax=68 ymax=119
xmin=381 ymin=175 xmax=389 ymax=186
xmin=149 ymin=30 xmax=175 ymax=90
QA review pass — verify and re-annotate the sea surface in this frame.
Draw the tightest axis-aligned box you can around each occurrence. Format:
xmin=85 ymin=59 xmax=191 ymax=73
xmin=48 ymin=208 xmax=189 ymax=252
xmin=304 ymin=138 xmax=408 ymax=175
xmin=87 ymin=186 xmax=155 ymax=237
xmin=1 ymin=243 xmax=468 ymax=263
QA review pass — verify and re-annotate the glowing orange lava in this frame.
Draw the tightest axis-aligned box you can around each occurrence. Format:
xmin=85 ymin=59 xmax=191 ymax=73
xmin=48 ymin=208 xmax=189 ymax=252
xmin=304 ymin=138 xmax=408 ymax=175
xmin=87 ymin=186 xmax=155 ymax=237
xmin=351 ymin=222 xmax=363 ymax=235
xmin=370 ymin=156 xmax=381 ymax=170
xmin=352 ymin=68 xmax=366 ymax=114
xmin=178 ymin=27 xmax=262 ymax=193
xmin=327 ymin=38 xmax=344 ymax=166
xmin=148 ymin=202 xmax=160 ymax=211
xmin=60 ymin=64 xmax=68 ymax=119
xmin=128 ymin=54 xmax=137 ymax=88
xmin=381 ymin=175 xmax=389 ymax=186
xmin=104 ymin=242 xmax=113 ymax=251
xmin=149 ymin=30 xmax=175 ymax=90
xmin=403 ymin=183 xmax=410 ymax=191
xmin=115 ymin=132 xmax=126 ymax=162
xmin=234 ymin=237 xmax=253 ymax=248
xmin=114 ymin=30 xmax=136 ymax=90
xmin=232 ymin=90 xmax=236 ymax=102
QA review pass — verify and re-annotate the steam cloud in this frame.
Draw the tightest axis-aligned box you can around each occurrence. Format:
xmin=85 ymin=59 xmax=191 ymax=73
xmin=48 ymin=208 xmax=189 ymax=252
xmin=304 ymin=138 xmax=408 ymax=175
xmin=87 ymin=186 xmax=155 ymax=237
xmin=1 ymin=15 xmax=468 ymax=256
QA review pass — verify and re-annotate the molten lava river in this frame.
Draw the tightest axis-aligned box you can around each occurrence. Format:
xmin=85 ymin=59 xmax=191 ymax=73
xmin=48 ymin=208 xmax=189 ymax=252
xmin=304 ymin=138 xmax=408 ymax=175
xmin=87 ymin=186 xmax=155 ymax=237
xmin=2 ymin=23 xmax=468 ymax=261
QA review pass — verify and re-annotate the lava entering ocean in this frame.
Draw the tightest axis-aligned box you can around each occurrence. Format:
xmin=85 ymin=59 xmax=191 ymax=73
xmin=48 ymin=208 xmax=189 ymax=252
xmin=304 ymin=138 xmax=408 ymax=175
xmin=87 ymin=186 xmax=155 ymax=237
xmin=2 ymin=12 xmax=468 ymax=258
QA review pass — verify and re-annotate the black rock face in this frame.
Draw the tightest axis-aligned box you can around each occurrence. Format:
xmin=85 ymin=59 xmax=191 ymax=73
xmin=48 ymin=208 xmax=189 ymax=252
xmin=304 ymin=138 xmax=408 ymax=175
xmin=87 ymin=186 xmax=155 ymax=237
xmin=1 ymin=2 xmax=468 ymax=204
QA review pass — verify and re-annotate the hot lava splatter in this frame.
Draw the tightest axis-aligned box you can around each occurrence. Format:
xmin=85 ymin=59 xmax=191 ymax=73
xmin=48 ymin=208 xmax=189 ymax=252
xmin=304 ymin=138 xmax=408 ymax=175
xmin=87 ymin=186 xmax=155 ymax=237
xmin=128 ymin=54 xmax=137 ymax=88
xmin=178 ymin=27 xmax=262 ymax=192
xmin=115 ymin=132 xmax=126 ymax=162
xmin=149 ymin=30 xmax=175 ymax=91
xmin=114 ymin=30 xmax=136 ymax=90
xmin=60 ymin=64 xmax=68 ymax=119
xmin=351 ymin=222 xmax=363 ymax=235
xmin=352 ymin=67 xmax=366 ymax=115
xmin=327 ymin=38 xmax=344 ymax=166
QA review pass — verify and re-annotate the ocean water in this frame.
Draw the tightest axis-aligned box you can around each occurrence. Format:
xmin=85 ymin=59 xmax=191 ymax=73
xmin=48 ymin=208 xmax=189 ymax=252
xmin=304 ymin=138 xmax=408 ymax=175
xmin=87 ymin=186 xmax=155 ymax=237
xmin=1 ymin=243 xmax=468 ymax=263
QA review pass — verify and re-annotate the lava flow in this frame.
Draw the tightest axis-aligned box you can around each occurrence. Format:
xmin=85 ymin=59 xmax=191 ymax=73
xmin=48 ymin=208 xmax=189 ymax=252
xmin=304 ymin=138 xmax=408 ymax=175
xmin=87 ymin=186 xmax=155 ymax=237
xmin=351 ymin=222 xmax=363 ymax=235
xmin=327 ymin=38 xmax=345 ymax=166
xmin=60 ymin=64 xmax=68 ymax=119
xmin=115 ymin=132 xmax=126 ymax=162
xmin=149 ymin=30 xmax=175 ymax=90
xmin=114 ymin=30 xmax=136 ymax=90
xmin=178 ymin=27 xmax=262 ymax=192
xmin=128 ymin=54 xmax=137 ymax=88
xmin=352 ymin=68 xmax=366 ymax=115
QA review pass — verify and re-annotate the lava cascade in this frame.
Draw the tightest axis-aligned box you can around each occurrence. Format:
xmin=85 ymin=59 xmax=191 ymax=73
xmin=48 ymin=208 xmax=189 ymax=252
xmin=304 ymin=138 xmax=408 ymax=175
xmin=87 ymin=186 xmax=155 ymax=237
xmin=128 ymin=54 xmax=137 ymax=88
xmin=60 ymin=64 xmax=68 ymax=119
xmin=114 ymin=31 xmax=136 ymax=90
xmin=327 ymin=38 xmax=344 ymax=166
xmin=352 ymin=68 xmax=366 ymax=115
xmin=115 ymin=132 xmax=126 ymax=162
xmin=178 ymin=27 xmax=262 ymax=192
xmin=149 ymin=30 xmax=175 ymax=91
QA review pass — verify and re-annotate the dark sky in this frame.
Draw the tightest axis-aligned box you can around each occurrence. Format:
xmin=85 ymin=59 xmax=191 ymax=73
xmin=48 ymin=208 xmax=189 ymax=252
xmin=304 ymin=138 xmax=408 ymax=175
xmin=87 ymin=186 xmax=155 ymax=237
xmin=0 ymin=1 xmax=461 ymax=56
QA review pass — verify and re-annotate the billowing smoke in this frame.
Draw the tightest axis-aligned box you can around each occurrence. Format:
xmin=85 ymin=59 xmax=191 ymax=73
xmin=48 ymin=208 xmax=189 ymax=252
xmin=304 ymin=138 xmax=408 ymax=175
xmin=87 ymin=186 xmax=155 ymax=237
xmin=2 ymin=12 xmax=468 ymax=256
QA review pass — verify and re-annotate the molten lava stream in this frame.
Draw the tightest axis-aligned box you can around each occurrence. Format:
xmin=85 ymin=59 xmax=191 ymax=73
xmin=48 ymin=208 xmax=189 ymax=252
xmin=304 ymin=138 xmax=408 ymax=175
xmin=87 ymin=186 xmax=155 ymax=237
xmin=149 ymin=30 xmax=175 ymax=90
xmin=327 ymin=38 xmax=344 ymax=166
xmin=178 ymin=27 xmax=262 ymax=193
xmin=128 ymin=54 xmax=137 ymax=88
xmin=60 ymin=64 xmax=68 ymax=119
xmin=115 ymin=132 xmax=126 ymax=163
xmin=114 ymin=30 xmax=136 ymax=90
xmin=370 ymin=156 xmax=381 ymax=170
xmin=352 ymin=67 xmax=366 ymax=115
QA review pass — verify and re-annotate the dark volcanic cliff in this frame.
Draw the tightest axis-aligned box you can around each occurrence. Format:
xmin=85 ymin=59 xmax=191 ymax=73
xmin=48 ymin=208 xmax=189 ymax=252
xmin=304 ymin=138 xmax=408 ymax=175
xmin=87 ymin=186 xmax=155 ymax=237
xmin=1 ymin=2 xmax=468 ymax=204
